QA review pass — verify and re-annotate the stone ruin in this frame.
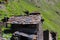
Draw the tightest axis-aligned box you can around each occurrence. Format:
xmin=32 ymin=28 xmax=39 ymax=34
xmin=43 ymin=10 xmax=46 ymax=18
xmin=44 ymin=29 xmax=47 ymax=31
xmin=0 ymin=12 xmax=57 ymax=40
xmin=43 ymin=30 xmax=57 ymax=40
xmin=0 ymin=0 xmax=8 ymax=10
xmin=7 ymin=12 xmax=43 ymax=40
xmin=0 ymin=1 xmax=6 ymax=10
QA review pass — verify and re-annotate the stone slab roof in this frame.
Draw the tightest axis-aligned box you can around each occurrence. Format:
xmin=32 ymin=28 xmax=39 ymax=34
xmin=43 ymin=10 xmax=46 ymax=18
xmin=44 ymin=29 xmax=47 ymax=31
xmin=7 ymin=15 xmax=41 ymax=24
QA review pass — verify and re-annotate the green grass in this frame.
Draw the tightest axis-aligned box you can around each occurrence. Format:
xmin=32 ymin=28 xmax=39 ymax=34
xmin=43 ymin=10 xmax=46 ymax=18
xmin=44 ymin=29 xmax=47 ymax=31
xmin=0 ymin=0 xmax=60 ymax=40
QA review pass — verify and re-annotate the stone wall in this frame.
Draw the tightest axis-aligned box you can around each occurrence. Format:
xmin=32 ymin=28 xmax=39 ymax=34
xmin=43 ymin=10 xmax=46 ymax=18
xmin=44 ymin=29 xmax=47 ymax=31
xmin=43 ymin=30 xmax=57 ymax=40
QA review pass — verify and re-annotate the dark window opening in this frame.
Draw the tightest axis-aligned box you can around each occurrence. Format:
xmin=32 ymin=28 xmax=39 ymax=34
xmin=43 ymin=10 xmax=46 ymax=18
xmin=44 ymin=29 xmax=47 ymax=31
xmin=43 ymin=30 xmax=49 ymax=40
xmin=4 ymin=24 xmax=38 ymax=34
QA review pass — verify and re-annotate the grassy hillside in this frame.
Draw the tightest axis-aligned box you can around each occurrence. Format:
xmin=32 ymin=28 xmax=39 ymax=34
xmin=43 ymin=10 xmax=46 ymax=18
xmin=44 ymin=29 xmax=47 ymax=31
xmin=39 ymin=0 xmax=60 ymax=40
xmin=0 ymin=0 xmax=60 ymax=40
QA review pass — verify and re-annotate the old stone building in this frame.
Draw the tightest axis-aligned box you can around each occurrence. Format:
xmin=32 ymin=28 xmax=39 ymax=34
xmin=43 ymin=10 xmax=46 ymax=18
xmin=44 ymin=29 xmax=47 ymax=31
xmin=0 ymin=12 xmax=57 ymax=40
xmin=7 ymin=12 xmax=43 ymax=40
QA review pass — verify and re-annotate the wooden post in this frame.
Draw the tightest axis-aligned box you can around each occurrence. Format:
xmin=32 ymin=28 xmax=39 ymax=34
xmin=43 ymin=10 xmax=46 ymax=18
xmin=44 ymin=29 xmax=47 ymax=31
xmin=37 ymin=22 xmax=43 ymax=40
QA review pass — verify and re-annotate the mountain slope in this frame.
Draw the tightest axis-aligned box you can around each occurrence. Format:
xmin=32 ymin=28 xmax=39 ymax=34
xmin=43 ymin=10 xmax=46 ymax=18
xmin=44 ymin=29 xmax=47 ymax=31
xmin=0 ymin=0 xmax=60 ymax=40
xmin=25 ymin=0 xmax=60 ymax=39
xmin=38 ymin=0 xmax=60 ymax=39
xmin=38 ymin=0 xmax=60 ymax=40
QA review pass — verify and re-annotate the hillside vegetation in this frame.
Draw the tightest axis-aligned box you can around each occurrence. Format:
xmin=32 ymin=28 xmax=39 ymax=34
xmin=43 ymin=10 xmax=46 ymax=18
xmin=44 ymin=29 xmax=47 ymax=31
xmin=0 ymin=0 xmax=60 ymax=40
